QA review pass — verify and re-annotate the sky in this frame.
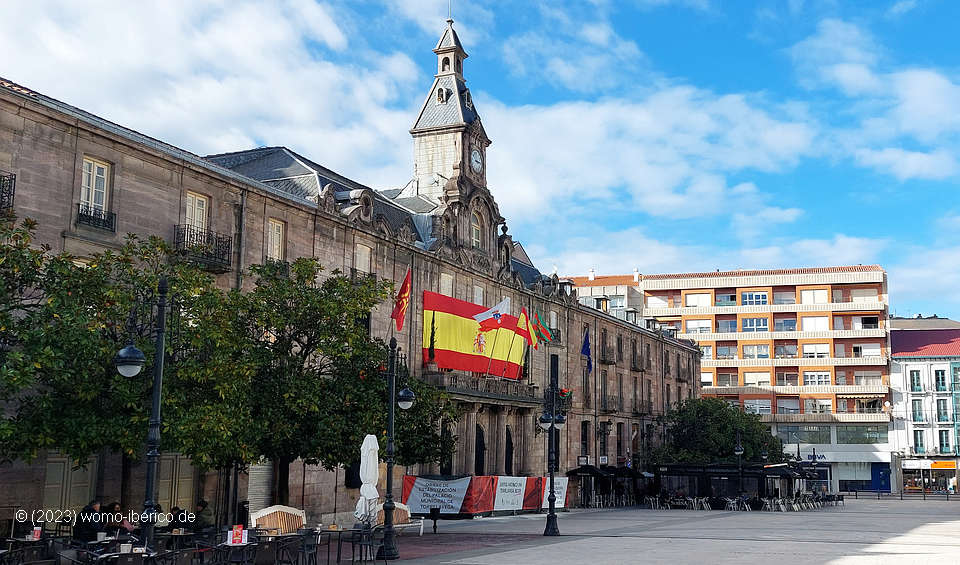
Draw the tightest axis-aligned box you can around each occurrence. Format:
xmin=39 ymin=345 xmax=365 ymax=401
xmin=1 ymin=0 xmax=959 ymax=318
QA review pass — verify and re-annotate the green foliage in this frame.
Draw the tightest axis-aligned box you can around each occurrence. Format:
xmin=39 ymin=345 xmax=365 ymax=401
xmin=650 ymin=397 xmax=786 ymax=466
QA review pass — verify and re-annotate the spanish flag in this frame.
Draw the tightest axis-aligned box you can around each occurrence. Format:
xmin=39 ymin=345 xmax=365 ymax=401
xmin=422 ymin=291 xmax=526 ymax=379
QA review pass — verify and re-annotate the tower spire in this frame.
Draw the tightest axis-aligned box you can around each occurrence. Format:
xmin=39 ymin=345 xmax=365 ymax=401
xmin=433 ymin=17 xmax=467 ymax=78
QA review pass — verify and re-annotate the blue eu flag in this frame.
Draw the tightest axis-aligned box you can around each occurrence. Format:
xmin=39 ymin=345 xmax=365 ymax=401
xmin=581 ymin=328 xmax=592 ymax=373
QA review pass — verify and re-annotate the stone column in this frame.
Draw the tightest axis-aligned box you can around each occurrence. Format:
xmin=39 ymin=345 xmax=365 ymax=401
xmin=516 ymin=409 xmax=530 ymax=475
xmin=493 ymin=406 xmax=507 ymax=475
xmin=462 ymin=405 xmax=478 ymax=475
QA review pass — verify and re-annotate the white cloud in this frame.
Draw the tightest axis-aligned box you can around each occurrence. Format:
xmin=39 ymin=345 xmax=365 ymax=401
xmin=887 ymin=0 xmax=919 ymax=18
xmin=381 ymin=0 xmax=494 ymax=45
xmin=733 ymin=206 xmax=804 ymax=241
xmin=854 ymin=148 xmax=958 ymax=180
xmin=790 ymin=19 xmax=883 ymax=96
xmin=890 ymin=247 xmax=960 ymax=310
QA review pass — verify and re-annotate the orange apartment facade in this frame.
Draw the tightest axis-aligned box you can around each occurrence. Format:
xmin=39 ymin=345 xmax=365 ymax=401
xmin=573 ymin=266 xmax=897 ymax=492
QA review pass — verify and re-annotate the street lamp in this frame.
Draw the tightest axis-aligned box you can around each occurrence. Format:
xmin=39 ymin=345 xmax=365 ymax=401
xmin=380 ymin=337 xmax=415 ymax=560
xmin=542 ymin=354 xmax=565 ymax=537
xmin=113 ymin=276 xmax=168 ymax=551
xmin=761 ymin=449 xmax=769 ymax=462
xmin=734 ymin=430 xmax=744 ymax=496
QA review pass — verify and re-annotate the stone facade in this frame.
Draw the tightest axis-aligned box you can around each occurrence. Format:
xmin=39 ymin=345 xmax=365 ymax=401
xmin=0 ymin=20 xmax=698 ymax=528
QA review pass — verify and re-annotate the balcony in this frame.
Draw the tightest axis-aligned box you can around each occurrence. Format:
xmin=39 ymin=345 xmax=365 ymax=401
xmin=647 ymin=300 xmax=886 ymax=318
xmin=421 ymin=371 xmax=540 ymax=406
xmin=631 ymin=399 xmax=644 ymax=415
xmin=549 ymin=327 xmax=562 ymax=345
xmin=349 ymin=267 xmax=377 ymax=283
xmin=599 ymin=347 xmax=616 ymax=365
xmin=704 ymin=384 xmax=889 ymax=395
xmin=759 ymin=412 xmax=891 ymax=423
xmin=600 ymin=395 xmax=621 ymax=413
xmin=630 ymin=356 xmax=643 ymax=372
xmin=174 ymin=224 xmax=233 ymax=272
xmin=703 ymin=356 xmax=886 ymax=368
xmin=0 ymin=170 xmax=14 ymax=211
xmin=76 ymin=203 xmax=116 ymax=232
xmin=676 ymin=328 xmax=886 ymax=341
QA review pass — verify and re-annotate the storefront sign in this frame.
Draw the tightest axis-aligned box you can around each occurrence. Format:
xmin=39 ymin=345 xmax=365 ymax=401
xmin=902 ymin=459 xmax=932 ymax=469
xmin=931 ymin=461 xmax=957 ymax=470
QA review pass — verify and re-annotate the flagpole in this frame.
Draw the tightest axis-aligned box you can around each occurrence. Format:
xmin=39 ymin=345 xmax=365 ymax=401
xmin=500 ymin=331 xmax=518 ymax=378
xmin=483 ymin=325 xmax=502 ymax=377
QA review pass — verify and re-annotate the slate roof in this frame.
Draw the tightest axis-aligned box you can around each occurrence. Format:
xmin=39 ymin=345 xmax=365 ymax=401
xmin=411 ymin=75 xmax=478 ymax=131
xmin=511 ymin=258 xmax=544 ymax=287
xmin=891 ymin=329 xmax=960 ymax=357
xmin=435 ymin=19 xmax=465 ymax=53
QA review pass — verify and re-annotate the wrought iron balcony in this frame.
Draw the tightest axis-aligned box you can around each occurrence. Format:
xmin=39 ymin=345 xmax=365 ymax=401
xmin=599 ymin=346 xmax=616 ymax=365
xmin=600 ymin=394 xmax=621 ymax=413
xmin=0 ymin=170 xmax=15 ymax=211
xmin=174 ymin=224 xmax=232 ymax=272
xmin=548 ymin=327 xmax=562 ymax=345
xmin=77 ymin=203 xmax=116 ymax=231
xmin=421 ymin=371 xmax=539 ymax=405
xmin=349 ymin=267 xmax=377 ymax=283
xmin=630 ymin=356 xmax=643 ymax=372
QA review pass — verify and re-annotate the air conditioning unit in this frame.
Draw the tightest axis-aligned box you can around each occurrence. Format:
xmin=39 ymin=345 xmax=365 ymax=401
xmin=599 ymin=455 xmax=609 ymax=465
xmin=577 ymin=455 xmax=590 ymax=466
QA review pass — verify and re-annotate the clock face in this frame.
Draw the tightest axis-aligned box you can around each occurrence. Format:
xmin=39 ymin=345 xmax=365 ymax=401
xmin=470 ymin=148 xmax=483 ymax=173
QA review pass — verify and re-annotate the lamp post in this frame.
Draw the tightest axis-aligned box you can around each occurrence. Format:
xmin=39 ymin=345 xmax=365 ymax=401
xmin=113 ymin=276 xmax=167 ymax=551
xmin=734 ymin=430 xmax=744 ymax=496
xmin=539 ymin=354 xmax=565 ymax=537
xmin=380 ymin=337 xmax=415 ymax=560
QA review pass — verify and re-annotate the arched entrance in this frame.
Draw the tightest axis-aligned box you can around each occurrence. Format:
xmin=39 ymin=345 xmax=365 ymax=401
xmin=475 ymin=424 xmax=486 ymax=476
xmin=504 ymin=426 xmax=514 ymax=476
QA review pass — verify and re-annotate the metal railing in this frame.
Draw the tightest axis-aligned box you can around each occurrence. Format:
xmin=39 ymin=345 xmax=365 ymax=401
xmin=421 ymin=371 xmax=538 ymax=403
xmin=77 ymin=203 xmax=116 ymax=231
xmin=0 ymin=170 xmax=15 ymax=211
xmin=174 ymin=224 xmax=232 ymax=272
xmin=600 ymin=395 xmax=621 ymax=413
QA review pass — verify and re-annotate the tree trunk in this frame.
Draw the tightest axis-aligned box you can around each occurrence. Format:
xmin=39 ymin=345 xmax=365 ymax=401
xmin=276 ymin=457 xmax=291 ymax=505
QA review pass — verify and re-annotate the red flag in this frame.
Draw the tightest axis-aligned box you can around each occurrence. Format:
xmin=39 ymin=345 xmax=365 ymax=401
xmin=391 ymin=268 xmax=412 ymax=331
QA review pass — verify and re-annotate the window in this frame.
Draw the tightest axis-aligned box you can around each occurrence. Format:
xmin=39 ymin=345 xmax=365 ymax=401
xmin=582 ymin=367 xmax=590 ymax=407
xmin=473 ymin=285 xmax=484 ymax=305
xmin=716 ymin=345 xmax=737 ymax=359
xmin=742 ymin=344 xmax=770 ymax=359
xmin=776 ymin=372 xmax=799 ymax=386
xmin=717 ymin=320 xmax=738 ymax=333
xmin=685 ymin=319 xmax=711 ymax=333
xmin=743 ymin=372 xmax=770 ymax=386
xmin=914 ymin=430 xmax=925 ymax=453
xmin=837 ymin=425 xmax=887 ymax=444
xmin=471 ymin=211 xmax=483 ymax=248
xmin=741 ymin=291 xmax=768 ymax=306
xmin=939 ymin=430 xmax=951 ymax=453
xmin=937 ymin=398 xmax=949 ymax=422
xmin=440 ymin=273 xmax=453 ymax=296
xmin=775 ymin=344 xmax=797 ymax=358
xmin=800 ymin=289 xmax=828 ymax=304
xmin=912 ymin=399 xmax=924 ymax=422
xmin=354 ymin=243 xmax=371 ymax=273
xmin=852 ymin=343 xmax=881 ymax=358
xmin=853 ymin=372 xmax=882 ymax=386
xmin=647 ymin=294 xmax=668 ymax=307
xmin=859 ymin=316 xmax=879 ymax=329
xmin=936 ymin=370 xmax=947 ymax=391
xmin=549 ymin=310 xmax=558 ymax=329
xmin=777 ymin=425 xmax=830 ymax=444
xmin=700 ymin=345 xmax=712 ymax=359
xmin=744 ymin=399 xmax=772 ymax=414
xmin=700 ymin=372 xmax=713 ymax=385
xmin=646 ymin=379 xmax=653 ymax=411
xmin=665 ymin=384 xmax=672 ymax=410
xmin=685 ymin=293 xmax=710 ymax=307
xmin=910 ymin=370 xmax=922 ymax=392
xmin=617 ymin=335 xmax=624 ymax=361
xmin=802 ymin=343 xmax=829 ymax=358
xmin=803 ymin=371 xmax=831 ymax=385
xmin=715 ymin=293 xmax=736 ymax=306
xmin=742 ymin=318 xmax=768 ymax=332
xmin=774 ymin=318 xmax=797 ymax=332
xmin=616 ymin=422 xmax=624 ymax=457
xmin=81 ymin=157 xmax=110 ymax=212
xmin=850 ymin=288 xmax=876 ymax=303
xmin=773 ymin=291 xmax=796 ymax=305
xmin=185 ymin=191 xmax=208 ymax=230
xmin=645 ymin=344 xmax=651 ymax=369
xmin=800 ymin=316 xmax=829 ymax=331
xmin=580 ymin=421 xmax=590 ymax=456
xmin=804 ymin=398 xmax=832 ymax=413
xmin=266 ymin=219 xmax=285 ymax=261
xmin=836 ymin=372 xmax=847 ymax=385
xmin=777 ymin=397 xmax=800 ymax=414
xmin=716 ymin=373 xmax=737 ymax=386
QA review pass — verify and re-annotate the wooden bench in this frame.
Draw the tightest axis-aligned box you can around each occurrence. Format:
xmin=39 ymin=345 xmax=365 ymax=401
xmin=249 ymin=505 xmax=306 ymax=534
xmin=373 ymin=502 xmax=423 ymax=536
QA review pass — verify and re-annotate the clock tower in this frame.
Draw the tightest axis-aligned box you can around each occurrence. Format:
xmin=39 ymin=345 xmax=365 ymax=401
xmin=408 ymin=18 xmax=490 ymax=203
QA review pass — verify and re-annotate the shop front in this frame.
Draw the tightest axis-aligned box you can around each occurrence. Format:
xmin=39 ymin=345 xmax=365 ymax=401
xmin=901 ymin=459 xmax=957 ymax=493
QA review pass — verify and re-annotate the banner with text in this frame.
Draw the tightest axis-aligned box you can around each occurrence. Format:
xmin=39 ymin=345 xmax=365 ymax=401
xmin=402 ymin=476 xmax=471 ymax=514
xmin=541 ymin=477 xmax=569 ymax=508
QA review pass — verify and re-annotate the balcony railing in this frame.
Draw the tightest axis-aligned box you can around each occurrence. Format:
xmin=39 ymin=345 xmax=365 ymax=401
xmin=77 ymin=203 xmax=116 ymax=231
xmin=0 ymin=170 xmax=15 ymax=211
xmin=600 ymin=395 xmax=621 ymax=413
xmin=599 ymin=347 xmax=615 ymax=365
xmin=549 ymin=327 xmax=562 ymax=345
xmin=421 ymin=371 xmax=539 ymax=404
xmin=174 ymin=224 xmax=232 ymax=272
xmin=349 ymin=267 xmax=377 ymax=283
xmin=632 ymin=399 xmax=644 ymax=415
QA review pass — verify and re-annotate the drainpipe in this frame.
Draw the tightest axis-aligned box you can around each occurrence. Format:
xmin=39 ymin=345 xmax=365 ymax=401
xmin=234 ymin=188 xmax=247 ymax=290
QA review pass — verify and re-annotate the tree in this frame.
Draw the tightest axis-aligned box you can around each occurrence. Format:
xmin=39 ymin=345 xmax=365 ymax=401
xmin=650 ymin=397 xmax=785 ymax=466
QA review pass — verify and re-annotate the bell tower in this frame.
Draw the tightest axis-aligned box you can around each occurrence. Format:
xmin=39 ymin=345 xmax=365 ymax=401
xmin=409 ymin=18 xmax=490 ymax=202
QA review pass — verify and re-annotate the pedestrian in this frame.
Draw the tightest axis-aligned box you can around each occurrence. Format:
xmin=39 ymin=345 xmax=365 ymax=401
xmin=73 ymin=500 xmax=104 ymax=542
xmin=192 ymin=500 xmax=214 ymax=532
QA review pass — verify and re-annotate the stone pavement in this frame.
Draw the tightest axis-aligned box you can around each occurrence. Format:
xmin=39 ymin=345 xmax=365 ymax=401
xmin=392 ymin=499 xmax=960 ymax=564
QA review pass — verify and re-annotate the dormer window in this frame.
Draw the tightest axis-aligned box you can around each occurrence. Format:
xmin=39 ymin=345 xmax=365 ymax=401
xmin=442 ymin=57 xmax=450 ymax=72
xmin=437 ymin=87 xmax=447 ymax=104
xmin=464 ymin=90 xmax=473 ymax=110
xmin=471 ymin=211 xmax=483 ymax=249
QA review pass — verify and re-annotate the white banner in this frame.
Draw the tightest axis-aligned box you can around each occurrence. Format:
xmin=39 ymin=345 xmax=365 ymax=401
xmin=405 ymin=477 xmax=471 ymax=514
xmin=902 ymin=459 xmax=932 ymax=470
xmin=493 ymin=476 xmax=527 ymax=511
xmin=541 ymin=476 xmax=568 ymax=508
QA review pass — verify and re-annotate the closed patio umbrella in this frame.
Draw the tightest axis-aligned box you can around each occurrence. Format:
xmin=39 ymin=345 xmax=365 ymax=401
xmin=356 ymin=434 xmax=380 ymax=521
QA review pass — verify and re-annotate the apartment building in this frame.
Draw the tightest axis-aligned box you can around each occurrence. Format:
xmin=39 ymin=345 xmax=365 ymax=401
xmin=890 ymin=329 xmax=960 ymax=493
xmin=572 ymin=265 xmax=896 ymax=492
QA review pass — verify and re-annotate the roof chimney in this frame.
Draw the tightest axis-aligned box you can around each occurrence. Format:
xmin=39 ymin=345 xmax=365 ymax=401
xmin=588 ymin=268 xmax=595 ymax=281
xmin=633 ymin=268 xmax=639 ymax=282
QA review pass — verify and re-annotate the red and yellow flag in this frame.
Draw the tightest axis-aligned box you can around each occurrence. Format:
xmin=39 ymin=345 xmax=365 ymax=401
xmin=422 ymin=291 xmax=526 ymax=379
xmin=516 ymin=308 xmax=539 ymax=350
xmin=391 ymin=268 xmax=412 ymax=331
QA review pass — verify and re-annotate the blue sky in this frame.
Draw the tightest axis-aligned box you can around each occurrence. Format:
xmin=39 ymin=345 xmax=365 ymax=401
xmin=2 ymin=0 xmax=959 ymax=317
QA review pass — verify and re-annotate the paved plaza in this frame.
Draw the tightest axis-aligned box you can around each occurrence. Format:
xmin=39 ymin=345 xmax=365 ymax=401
xmin=396 ymin=499 xmax=960 ymax=564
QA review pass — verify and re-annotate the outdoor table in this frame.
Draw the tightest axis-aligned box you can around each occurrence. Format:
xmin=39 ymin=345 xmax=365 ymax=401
xmin=329 ymin=528 xmax=367 ymax=564
xmin=155 ymin=532 xmax=196 ymax=551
